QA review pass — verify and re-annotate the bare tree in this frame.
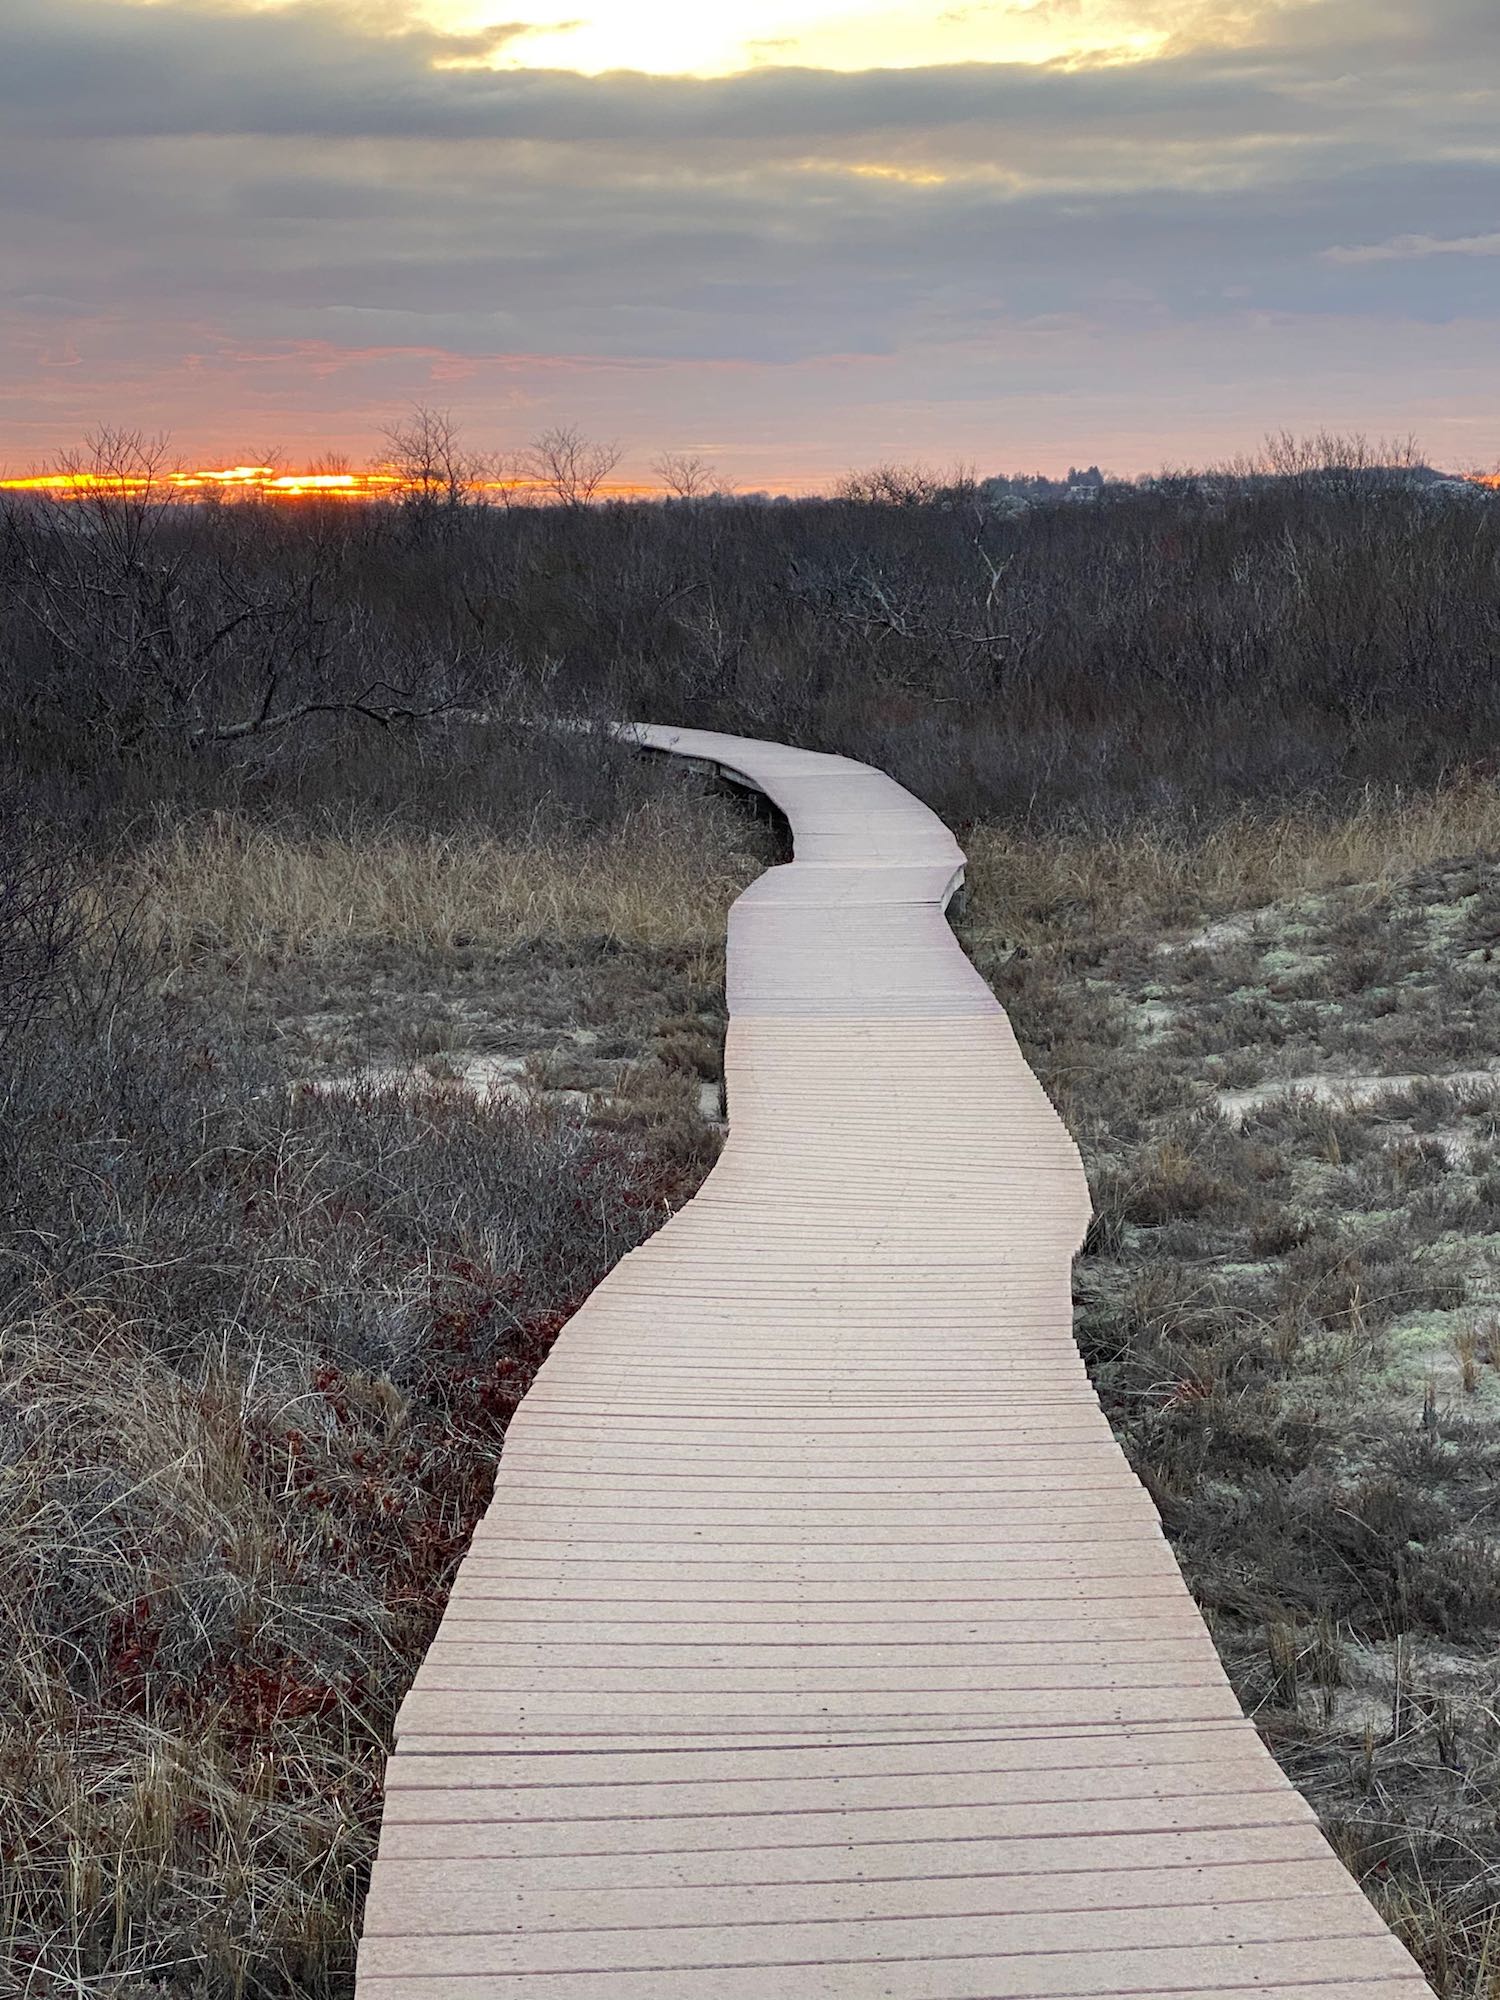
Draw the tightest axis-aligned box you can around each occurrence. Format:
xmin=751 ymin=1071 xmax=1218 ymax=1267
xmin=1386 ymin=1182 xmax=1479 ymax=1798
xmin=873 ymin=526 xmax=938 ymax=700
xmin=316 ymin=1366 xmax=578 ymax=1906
xmin=4 ymin=430 xmax=483 ymax=754
xmin=520 ymin=426 xmax=622 ymax=508
xmin=380 ymin=405 xmax=475 ymax=509
xmin=51 ymin=427 xmax=177 ymax=552
xmin=652 ymin=451 xmax=718 ymax=501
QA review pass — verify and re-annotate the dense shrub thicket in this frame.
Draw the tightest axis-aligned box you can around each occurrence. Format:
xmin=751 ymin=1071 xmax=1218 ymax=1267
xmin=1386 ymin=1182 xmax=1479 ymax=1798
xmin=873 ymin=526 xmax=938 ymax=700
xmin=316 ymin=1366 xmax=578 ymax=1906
xmin=3 ymin=464 xmax=1497 ymax=839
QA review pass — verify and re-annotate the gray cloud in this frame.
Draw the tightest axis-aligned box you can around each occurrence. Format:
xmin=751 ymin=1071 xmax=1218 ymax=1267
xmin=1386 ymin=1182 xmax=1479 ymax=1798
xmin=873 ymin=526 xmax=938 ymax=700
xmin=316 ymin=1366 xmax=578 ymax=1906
xmin=1 ymin=0 xmax=1493 ymax=152
xmin=0 ymin=0 xmax=1496 ymax=473
xmin=1328 ymin=230 xmax=1500 ymax=265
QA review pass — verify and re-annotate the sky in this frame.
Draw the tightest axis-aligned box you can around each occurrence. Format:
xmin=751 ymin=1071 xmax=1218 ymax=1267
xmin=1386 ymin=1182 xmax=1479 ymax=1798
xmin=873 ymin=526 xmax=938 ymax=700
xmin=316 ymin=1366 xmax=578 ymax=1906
xmin=1 ymin=0 xmax=1496 ymax=487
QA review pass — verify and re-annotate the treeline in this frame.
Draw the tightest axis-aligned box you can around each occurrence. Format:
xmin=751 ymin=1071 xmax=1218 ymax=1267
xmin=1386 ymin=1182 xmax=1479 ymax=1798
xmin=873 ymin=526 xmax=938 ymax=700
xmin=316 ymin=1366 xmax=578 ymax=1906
xmin=2 ymin=430 xmax=1497 ymax=837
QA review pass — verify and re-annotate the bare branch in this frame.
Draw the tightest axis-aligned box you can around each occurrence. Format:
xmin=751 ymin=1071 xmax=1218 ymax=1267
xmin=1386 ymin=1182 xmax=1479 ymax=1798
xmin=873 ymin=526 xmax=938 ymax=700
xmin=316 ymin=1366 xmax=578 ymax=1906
xmin=379 ymin=405 xmax=476 ymax=509
xmin=520 ymin=426 xmax=623 ymax=508
xmin=652 ymin=451 xmax=717 ymax=501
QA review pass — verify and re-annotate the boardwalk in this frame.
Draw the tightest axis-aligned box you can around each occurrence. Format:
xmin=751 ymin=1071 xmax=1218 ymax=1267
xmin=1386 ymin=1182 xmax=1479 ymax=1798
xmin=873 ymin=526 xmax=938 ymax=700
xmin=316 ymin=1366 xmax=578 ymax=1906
xmin=356 ymin=728 xmax=1434 ymax=2000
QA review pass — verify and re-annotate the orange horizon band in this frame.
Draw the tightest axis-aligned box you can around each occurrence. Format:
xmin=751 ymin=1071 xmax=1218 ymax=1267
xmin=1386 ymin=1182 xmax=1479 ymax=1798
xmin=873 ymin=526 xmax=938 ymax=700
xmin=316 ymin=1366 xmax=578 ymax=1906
xmin=0 ymin=466 xmax=670 ymax=502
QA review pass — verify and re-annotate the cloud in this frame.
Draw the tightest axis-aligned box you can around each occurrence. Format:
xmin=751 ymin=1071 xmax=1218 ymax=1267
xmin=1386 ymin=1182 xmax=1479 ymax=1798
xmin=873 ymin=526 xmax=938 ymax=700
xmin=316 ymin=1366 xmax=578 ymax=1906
xmin=0 ymin=0 xmax=1489 ymax=152
xmin=1327 ymin=229 xmax=1500 ymax=264
xmin=0 ymin=0 xmax=1496 ymax=474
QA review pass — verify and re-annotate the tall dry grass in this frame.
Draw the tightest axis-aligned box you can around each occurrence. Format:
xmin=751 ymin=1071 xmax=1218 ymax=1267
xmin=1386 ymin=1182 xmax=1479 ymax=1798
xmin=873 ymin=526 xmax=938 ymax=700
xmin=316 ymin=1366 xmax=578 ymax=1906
xmin=1 ymin=1040 xmax=712 ymax=1995
xmin=98 ymin=767 xmax=1500 ymax=980
xmin=106 ymin=795 xmax=766 ymax=967
xmin=963 ymin=776 xmax=1500 ymax=947
xmin=0 ymin=789 xmax=745 ymax=1996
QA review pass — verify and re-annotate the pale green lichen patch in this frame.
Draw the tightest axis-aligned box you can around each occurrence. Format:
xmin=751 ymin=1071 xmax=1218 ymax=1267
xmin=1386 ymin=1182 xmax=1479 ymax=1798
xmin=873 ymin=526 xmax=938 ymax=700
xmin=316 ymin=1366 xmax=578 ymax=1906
xmin=1378 ymin=1308 xmax=1500 ymax=1413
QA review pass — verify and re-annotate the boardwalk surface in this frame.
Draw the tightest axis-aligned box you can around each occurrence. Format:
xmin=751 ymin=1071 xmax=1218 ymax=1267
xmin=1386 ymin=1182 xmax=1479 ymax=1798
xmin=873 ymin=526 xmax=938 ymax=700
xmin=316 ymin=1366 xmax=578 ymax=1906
xmin=357 ymin=728 xmax=1434 ymax=2000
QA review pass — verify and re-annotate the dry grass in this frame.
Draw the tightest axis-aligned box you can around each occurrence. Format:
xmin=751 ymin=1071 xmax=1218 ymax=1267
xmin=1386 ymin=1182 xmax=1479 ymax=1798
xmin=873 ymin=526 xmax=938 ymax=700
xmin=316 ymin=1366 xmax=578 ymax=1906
xmin=958 ymin=806 xmax=1500 ymax=1999
xmin=1 ymin=1044 xmax=713 ymax=1997
xmin=2 ymin=1317 xmax=381 ymax=1992
xmin=0 ymin=774 xmax=751 ymax=1997
xmin=108 ymin=794 xmax=764 ymax=967
xmin=963 ymin=775 xmax=1500 ymax=950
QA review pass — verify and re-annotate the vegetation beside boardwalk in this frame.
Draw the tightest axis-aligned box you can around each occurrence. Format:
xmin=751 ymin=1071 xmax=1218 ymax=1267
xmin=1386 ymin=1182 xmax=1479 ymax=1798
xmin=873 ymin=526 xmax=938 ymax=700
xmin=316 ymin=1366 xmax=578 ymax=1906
xmin=5 ymin=430 xmax=1500 ymax=839
xmin=960 ymin=805 xmax=1500 ymax=1994
xmin=2 ymin=441 xmax=1498 ymax=1993
xmin=0 ymin=783 xmax=756 ymax=1996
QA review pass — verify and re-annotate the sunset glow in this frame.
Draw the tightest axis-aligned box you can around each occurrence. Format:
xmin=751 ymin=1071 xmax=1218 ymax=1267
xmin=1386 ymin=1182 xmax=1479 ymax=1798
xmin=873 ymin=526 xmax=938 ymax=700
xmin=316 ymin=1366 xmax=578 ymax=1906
xmin=0 ymin=465 xmax=662 ymax=503
xmin=0 ymin=466 xmax=406 ymax=501
xmin=6 ymin=461 xmax=1494 ymax=505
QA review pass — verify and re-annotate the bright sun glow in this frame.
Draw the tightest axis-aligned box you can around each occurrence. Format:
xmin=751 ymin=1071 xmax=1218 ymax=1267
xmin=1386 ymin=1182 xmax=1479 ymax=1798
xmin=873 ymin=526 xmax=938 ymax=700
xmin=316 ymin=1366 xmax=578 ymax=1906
xmin=0 ymin=466 xmax=407 ymax=501
xmin=0 ymin=466 xmax=656 ymax=503
xmin=425 ymin=0 xmax=1180 ymax=76
xmin=114 ymin=0 xmax=1292 ymax=78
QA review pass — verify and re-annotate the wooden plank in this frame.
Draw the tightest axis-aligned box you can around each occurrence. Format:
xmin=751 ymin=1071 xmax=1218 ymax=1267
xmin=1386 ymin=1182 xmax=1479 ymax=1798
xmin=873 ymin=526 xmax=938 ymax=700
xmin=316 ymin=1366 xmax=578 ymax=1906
xmin=352 ymin=725 xmax=1434 ymax=2000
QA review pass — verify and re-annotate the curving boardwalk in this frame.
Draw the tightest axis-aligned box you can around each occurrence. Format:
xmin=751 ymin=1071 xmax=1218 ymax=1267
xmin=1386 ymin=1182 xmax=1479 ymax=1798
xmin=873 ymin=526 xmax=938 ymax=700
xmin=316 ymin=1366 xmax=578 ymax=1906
xmin=356 ymin=728 xmax=1434 ymax=2000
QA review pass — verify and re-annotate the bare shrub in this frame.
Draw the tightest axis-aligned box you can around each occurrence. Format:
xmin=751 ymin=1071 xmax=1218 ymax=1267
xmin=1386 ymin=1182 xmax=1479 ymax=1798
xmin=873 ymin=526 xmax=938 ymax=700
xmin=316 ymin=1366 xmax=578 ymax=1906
xmin=6 ymin=441 xmax=1499 ymax=832
xmin=0 ymin=813 xmax=83 ymax=1060
xmin=2 ymin=466 xmax=483 ymax=767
